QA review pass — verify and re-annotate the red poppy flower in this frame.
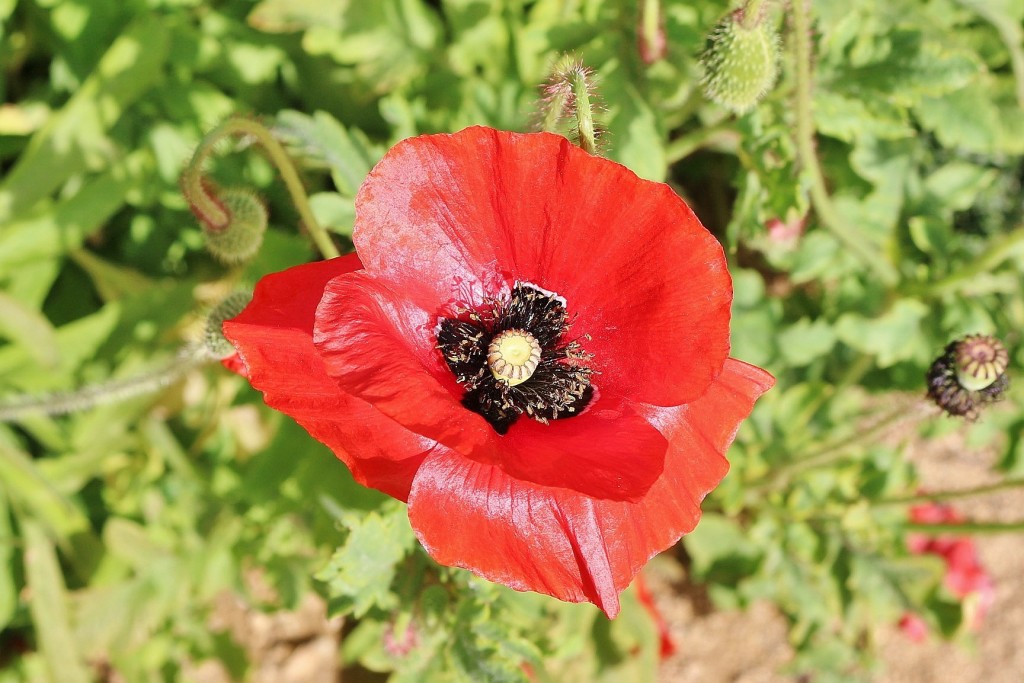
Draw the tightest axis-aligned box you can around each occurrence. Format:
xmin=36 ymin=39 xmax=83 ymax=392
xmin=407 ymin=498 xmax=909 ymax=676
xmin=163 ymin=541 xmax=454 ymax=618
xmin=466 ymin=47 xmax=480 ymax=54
xmin=223 ymin=126 xmax=773 ymax=617
xmin=907 ymin=502 xmax=995 ymax=631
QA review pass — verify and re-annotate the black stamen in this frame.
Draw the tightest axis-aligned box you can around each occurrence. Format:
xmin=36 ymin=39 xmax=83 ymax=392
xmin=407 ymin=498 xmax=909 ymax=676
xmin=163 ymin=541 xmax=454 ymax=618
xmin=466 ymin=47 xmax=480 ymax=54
xmin=437 ymin=283 xmax=595 ymax=434
xmin=437 ymin=319 xmax=488 ymax=386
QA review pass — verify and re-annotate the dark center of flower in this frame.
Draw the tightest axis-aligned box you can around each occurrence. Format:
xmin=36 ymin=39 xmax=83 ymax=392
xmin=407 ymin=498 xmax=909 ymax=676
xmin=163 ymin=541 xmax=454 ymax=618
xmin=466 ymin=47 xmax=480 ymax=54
xmin=436 ymin=283 xmax=594 ymax=434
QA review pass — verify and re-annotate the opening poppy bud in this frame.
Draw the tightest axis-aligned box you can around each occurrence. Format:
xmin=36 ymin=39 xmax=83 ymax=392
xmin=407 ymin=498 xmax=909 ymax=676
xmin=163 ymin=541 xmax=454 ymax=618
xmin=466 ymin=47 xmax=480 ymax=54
xmin=488 ymin=329 xmax=542 ymax=386
xmin=700 ymin=9 xmax=780 ymax=114
xmin=927 ymin=334 xmax=1010 ymax=420
xmin=202 ymin=189 xmax=268 ymax=264
xmin=204 ymin=291 xmax=253 ymax=359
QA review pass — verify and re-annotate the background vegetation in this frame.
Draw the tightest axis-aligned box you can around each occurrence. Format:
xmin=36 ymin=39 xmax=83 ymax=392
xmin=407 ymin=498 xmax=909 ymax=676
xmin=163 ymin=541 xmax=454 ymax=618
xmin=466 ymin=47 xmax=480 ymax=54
xmin=1 ymin=0 xmax=1022 ymax=681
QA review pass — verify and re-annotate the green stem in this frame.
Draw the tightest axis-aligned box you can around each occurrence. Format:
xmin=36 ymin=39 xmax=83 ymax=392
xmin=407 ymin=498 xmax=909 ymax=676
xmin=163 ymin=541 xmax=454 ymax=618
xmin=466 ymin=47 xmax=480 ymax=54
xmin=785 ymin=353 xmax=875 ymax=437
xmin=570 ymin=69 xmax=597 ymax=155
xmin=664 ymin=87 xmax=707 ymax=130
xmin=665 ymin=122 xmax=740 ymax=163
xmin=741 ymin=0 xmax=770 ymax=29
xmin=641 ymin=0 xmax=662 ymax=49
xmin=906 ymin=520 xmax=1024 ymax=534
xmin=749 ymin=401 xmax=929 ymax=494
xmin=877 ymin=477 xmax=1024 ymax=506
xmin=790 ymin=1 xmax=899 ymax=286
xmin=914 ymin=226 xmax=1024 ymax=298
xmin=183 ymin=117 xmax=340 ymax=260
xmin=0 ymin=347 xmax=208 ymax=422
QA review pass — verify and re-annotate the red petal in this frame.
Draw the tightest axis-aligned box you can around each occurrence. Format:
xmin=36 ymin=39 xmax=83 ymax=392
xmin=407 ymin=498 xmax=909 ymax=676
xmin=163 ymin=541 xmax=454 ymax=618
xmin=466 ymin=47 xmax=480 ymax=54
xmin=899 ymin=613 xmax=929 ymax=642
xmin=313 ymin=270 xmax=494 ymax=453
xmin=407 ymin=359 xmax=773 ymax=617
xmin=498 ymin=399 xmax=667 ymax=500
xmin=354 ymin=127 xmax=731 ymax=406
xmin=635 ymin=573 xmax=677 ymax=659
xmin=222 ymin=255 xmax=433 ymax=501
xmin=220 ymin=352 xmax=247 ymax=377
xmin=408 ymin=449 xmax=627 ymax=617
xmin=315 ymin=272 xmax=668 ymax=500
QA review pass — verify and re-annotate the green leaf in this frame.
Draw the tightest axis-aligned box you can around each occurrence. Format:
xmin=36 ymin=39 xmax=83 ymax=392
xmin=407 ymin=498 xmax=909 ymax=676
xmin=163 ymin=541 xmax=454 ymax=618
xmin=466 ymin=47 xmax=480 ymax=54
xmin=317 ymin=505 xmax=416 ymax=618
xmin=274 ymin=110 xmax=379 ymax=196
xmin=0 ymin=440 xmax=91 ymax=542
xmin=309 ymin=192 xmax=356 ymax=237
xmin=777 ymin=317 xmax=838 ymax=367
xmin=0 ymin=17 xmax=169 ymax=222
xmin=915 ymin=84 xmax=1001 ymax=153
xmin=0 ymin=291 xmax=60 ymax=369
xmin=0 ymin=488 xmax=15 ymax=630
xmin=923 ymin=162 xmax=997 ymax=211
xmin=103 ymin=518 xmax=174 ymax=571
xmin=814 ymin=91 xmax=913 ymax=142
xmin=684 ymin=513 xmax=761 ymax=583
xmin=248 ymin=0 xmax=345 ymax=33
xmin=21 ymin=519 xmax=91 ymax=683
xmin=301 ymin=0 xmax=442 ymax=93
xmin=908 ymin=216 xmax=953 ymax=256
xmin=832 ymin=29 xmax=982 ymax=106
xmin=847 ymin=553 xmax=942 ymax=625
xmin=789 ymin=232 xmax=851 ymax=283
xmin=68 ymin=250 xmax=153 ymax=303
xmin=602 ymin=64 xmax=666 ymax=181
xmin=0 ymin=150 xmax=153 ymax=271
xmin=834 ymin=298 xmax=930 ymax=367
xmin=998 ymin=418 xmax=1024 ymax=473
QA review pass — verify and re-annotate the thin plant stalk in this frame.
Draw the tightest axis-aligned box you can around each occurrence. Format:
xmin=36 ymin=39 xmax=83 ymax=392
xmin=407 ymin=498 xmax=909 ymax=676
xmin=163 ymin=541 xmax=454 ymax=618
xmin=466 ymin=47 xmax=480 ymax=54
xmin=183 ymin=117 xmax=340 ymax=260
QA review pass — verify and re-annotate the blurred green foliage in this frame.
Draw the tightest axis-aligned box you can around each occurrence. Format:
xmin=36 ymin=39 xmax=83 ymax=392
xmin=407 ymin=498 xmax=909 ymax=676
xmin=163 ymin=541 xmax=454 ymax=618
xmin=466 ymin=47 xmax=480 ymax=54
xmin=0 ymin=0 xmax=1022 ymax=681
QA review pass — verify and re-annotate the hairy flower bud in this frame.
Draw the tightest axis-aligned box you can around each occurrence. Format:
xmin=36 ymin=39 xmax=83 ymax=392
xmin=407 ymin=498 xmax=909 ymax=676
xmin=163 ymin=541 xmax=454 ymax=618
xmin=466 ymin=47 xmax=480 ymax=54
xmin=204 ymin=291 xmax=253 ymax=360
xmin=202 ymin=189 xmax=268 ymax=264
xmin=535 ymin=55 xmax=603 ymax=155
xmin=700 ymin=9 xmax=780 ymax=114
xmin=927 ymin=334 xmax=1010 ymax=420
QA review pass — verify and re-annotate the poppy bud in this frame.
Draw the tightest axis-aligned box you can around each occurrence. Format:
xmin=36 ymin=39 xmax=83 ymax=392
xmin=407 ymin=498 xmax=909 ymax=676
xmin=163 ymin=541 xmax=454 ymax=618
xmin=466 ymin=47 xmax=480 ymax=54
xmin=536 ymin=56 xmax=602 ymax=155
xmin=700 ymin=9 xmax=780 ymax=114
xmin=637 ymin=0 xmax=667 ymax=65
xmin=926 ymin=334 xmax=1010 ymax=419
xmin=201 ymin=189 xmax=268 ymax=264
xmin=204 ymin=291 xmax=253 ymax=360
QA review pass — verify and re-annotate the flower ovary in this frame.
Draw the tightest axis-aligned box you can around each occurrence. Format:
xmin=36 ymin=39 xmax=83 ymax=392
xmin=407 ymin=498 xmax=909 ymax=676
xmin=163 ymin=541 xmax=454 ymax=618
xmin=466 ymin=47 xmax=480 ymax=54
xmin=927 ymin=334 xmax=1010 ymax=420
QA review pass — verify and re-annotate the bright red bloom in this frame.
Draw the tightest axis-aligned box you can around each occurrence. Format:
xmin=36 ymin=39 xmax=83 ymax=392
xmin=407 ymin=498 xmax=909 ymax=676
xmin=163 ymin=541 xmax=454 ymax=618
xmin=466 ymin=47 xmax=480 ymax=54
xmin=223 ymin=127 xmax=773 ymax=617
xmin=907 ymin=502 xmax=996 ymax=632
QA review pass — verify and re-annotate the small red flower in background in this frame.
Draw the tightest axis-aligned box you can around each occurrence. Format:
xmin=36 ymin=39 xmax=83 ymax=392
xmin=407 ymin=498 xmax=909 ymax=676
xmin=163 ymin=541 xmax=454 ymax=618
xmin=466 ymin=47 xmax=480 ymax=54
xmin=902 ymin=502 xmax=996 ymax=637
xmin=898 ymin=613 xmax=929 ymax=643
xmin=223 ymin=126 xmax=773 ymax=617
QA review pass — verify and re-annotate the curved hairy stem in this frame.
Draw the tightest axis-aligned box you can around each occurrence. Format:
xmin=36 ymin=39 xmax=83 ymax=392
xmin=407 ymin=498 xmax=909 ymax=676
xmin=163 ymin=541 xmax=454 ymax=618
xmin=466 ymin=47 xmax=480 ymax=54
xmin=182 ymin=116 xmax=340 ymax=260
